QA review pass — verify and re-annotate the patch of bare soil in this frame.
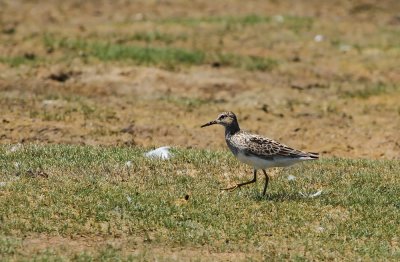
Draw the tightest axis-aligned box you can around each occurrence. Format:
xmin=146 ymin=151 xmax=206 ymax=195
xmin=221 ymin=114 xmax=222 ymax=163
xmin=21 ymin=235 xmax=253 ymax=261
xmin=0 ymin=0 xmax=399 ymax=159
xmin=1 ymin=63 xmax=399 ymax=159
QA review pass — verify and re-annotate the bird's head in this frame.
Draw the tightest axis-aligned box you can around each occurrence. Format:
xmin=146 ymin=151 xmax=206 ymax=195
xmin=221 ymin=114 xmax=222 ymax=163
xmin=201 ymin=111 xmax=239 ymax=129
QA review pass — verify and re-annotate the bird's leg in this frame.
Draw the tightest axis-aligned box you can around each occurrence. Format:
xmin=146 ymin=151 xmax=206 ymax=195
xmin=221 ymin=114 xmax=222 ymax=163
xmin=262 ymin=169 xmax=269 ymax=196
xmin=221 ymin=169 xmax=257 ymax=191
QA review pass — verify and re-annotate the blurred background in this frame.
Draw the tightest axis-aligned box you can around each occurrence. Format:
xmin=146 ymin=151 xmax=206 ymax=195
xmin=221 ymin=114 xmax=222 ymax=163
xmin=0 ymin=0 xmax=399 ymax=159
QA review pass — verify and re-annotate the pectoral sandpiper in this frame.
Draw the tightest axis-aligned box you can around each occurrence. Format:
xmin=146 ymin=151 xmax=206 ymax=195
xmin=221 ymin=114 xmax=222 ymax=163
xmin=201 ymin=111 xmax=319 ymax=195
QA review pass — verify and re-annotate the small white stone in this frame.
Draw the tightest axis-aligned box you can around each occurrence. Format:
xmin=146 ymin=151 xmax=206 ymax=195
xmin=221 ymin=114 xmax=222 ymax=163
xmin=9 ymin=144 xmax=22 ymax=153
xmin=0 ymin=182 xmax=7 ymax=187
xmin=287 ymin=175 xmax=296 ymax=181
xmin=125 ymin=161 xmax=132 ymax=168
xmin=127 ymin=196 xmax=132 ymax=203
xmin=145 ymin=146 xmax=173 ymax=160
xmin=314 ymin=34 xmax=324 ymax=42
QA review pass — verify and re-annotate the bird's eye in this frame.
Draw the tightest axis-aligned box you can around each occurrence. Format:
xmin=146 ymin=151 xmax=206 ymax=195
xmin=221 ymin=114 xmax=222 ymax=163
xmin=219 ymin=115 xmax=226 ymax=120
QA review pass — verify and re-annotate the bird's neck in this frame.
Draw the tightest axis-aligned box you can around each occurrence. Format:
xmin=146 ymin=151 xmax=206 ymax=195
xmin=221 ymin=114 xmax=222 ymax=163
xmin=225 ymin=122 xmax=240 ymax=136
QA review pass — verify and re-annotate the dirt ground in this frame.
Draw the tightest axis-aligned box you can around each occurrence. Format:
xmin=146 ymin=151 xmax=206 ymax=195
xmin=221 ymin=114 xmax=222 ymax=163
xmin=19 ymin=234 xmax=254 ymax=261
xmin=0 ymin=0 xmax=399 ymax=159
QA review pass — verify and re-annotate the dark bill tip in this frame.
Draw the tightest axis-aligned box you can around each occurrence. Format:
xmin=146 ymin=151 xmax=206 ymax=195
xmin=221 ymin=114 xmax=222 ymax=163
xmin=201 ymin=120 xmax=217 ymax=128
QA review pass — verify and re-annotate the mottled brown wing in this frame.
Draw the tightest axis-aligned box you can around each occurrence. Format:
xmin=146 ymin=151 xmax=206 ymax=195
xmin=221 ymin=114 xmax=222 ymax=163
xmin=244 ymin=134 xmax=309 ymax=159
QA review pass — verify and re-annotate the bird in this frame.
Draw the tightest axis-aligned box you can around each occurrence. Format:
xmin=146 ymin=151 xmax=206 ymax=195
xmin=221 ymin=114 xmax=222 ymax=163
xmin=201 ymin=111 xmax=319 ymax=195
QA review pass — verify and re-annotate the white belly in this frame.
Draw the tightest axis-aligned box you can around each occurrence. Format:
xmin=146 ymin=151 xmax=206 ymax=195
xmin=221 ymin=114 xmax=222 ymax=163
xmin=236 ymin=152 xmax=302 ymax=169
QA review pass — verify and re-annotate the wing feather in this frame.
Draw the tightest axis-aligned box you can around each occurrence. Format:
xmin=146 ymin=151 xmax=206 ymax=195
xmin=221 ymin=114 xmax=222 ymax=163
xmin=242 ymin=133 xmax=311 ymax=159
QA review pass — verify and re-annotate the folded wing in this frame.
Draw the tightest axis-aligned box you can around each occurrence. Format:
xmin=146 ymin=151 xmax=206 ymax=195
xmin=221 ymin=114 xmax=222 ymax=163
xmin=243 ymin=134 xmax=319 ymax=160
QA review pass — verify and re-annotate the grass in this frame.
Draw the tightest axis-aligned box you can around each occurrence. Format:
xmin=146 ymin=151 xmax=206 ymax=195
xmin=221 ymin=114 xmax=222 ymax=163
xmin=126 ymin=31 xmax=188 ymax=44
xmin=156 ymin=14 xmax=313 ymax=30
xmin=43 ymin=36 xmax=278 ymax=71
xmin=45 ymin=37 xmax=205 ymax=68
xmin=158 ymin=14 xmax=273 ymax=26
xmin=211 ymin=53 xmax=278 ymax=71
xmin=0 ymin=145 xmax=399 ymax=260
xmin=343 ymin=84 xmax=400 ymax=99
xmin=27 ymin=96 xmax=117 ymax=122
xmin=0 ymin=55 xmax=39 ymax=67
xmin=160 ymin=96 xmax=210 ymax=111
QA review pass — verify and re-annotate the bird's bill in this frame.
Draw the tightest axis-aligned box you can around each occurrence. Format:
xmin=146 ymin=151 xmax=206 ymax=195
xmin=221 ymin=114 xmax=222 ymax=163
xmin=201 ymin=120 xmax=218 ymax=128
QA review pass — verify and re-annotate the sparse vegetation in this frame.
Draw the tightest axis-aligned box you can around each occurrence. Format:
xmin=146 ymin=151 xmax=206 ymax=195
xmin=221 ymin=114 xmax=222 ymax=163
xmin=161 ymin=96 xmax=210 ymax=110
xmin=158 ymin=14 xmax=272 ymax=26
xmin=43 ymin=36 xmax=277 ymax=71
xmin=343 ymin=84 xmax=400 ymax=99
xmin=0 ymin=55 xmax=38 ymax=67
xmin=127 ymin=31 xmax=188 ymax=44
xmin=157 ymin=14 xmax=313 ymax=31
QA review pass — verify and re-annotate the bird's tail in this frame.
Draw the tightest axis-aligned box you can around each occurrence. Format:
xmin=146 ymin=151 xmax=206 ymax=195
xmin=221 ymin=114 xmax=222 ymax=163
xmin=307 ymin=152 xmax=319 ymax=159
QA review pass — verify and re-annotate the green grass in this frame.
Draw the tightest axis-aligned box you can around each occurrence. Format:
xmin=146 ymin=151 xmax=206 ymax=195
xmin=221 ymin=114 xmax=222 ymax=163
xmin=0 ymin=145 xmax=399 ymax=260
xmin=43 ymin=36 xmax=278 ymax=71
xmin=343 ymin=84 xmax=400 ymax=99
xmin=0 ymin=55 xmax=39 ymax=67
xmin=46 ymin=37 xmax=205 ymax=68
xmin=126 ymin=31 xmax=188 ymax=44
